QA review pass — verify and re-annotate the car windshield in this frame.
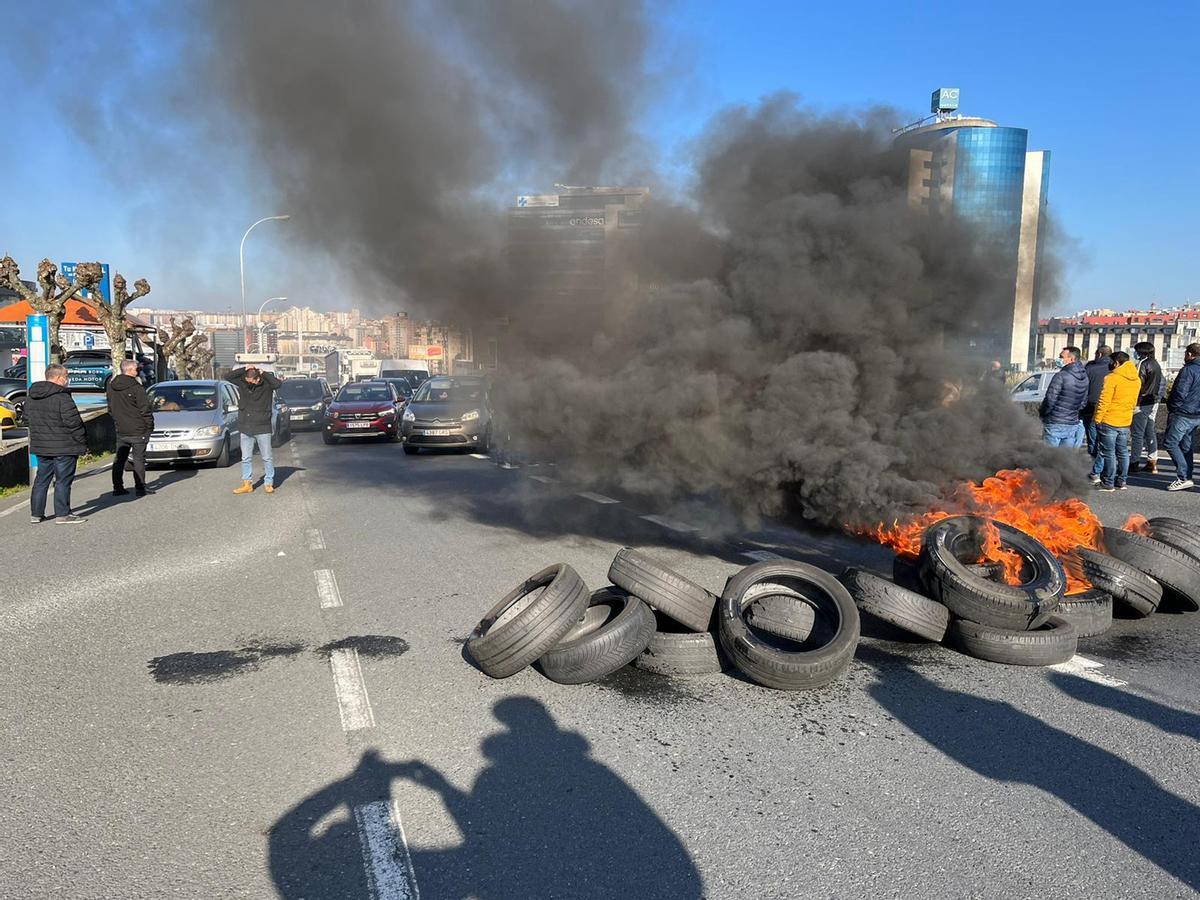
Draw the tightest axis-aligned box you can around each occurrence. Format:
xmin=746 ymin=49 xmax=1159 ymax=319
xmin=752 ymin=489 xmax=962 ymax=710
xmin=382 ymin=379 xmax=412 ymax=397
xmin=336 ymin=384 xmax=392 ymax=402
xmin=148 ymin=385 xmax=220 ymax=411
xmin=1013 ymin=375 xmax=1041 ymax=393
xmin=277 ymin=380 xmax=325 ymax=400
xmin=413 ymin=379 xmax=484 ymax=403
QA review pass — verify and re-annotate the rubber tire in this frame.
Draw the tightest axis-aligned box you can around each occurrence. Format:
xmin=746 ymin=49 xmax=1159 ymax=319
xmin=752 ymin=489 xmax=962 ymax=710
xmin=608 ymin=548 xmax=716 ymax=633
xmin=634 ymin=612 xmax=727 ymax=676
xmin=403 ymin=444 xmax=419 ymax=455
xmin=949 ymin=615 xmax=1078 ymax=666
xmin=920 ymin=516 xmax=1065 ymax=630
xmin=744 ymin=582 xmax=817 ymax=643
xmin=965 ymin=561 xmax=1006 ymax=582
xmin=214 ymin=437 xmax=231 ymax=468
xmin=843 ymin=568 xmax=950 ymax=642
xmin=323 ymin=433 xmax=338 ymax=445
xmin=719 ymin=561 xmax=860 ymax=691
xmin=537 ymin=587 xmax=655 ymax=684
xmin=478 ymin=426 xmax=491 ymax=454
xmin=1073 ymin=548 xmax=1161 ymax=617
xmin=1056 ymin=589 xmax=1113 ymax=638
xmin=467 ymin=563 xmax=590 ymax=678
xmin=1146 ymin=518 xmax=1200 ymax=564
xmin=892 ymin=556 xmax=927 ymax=595
xmin=1102 ymin=527 xmax=1200 ymax=611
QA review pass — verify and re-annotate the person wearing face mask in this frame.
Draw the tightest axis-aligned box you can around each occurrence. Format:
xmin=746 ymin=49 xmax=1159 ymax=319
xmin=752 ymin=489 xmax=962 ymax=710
xmin=1164 ymin=342 xmax=1200 ymax=491
xmin=1129 ymin=341 xmax=1165 ymax=474
xmin=1092 ymin=350 xmax=1140 ymax=491
xmin=1039 ymin=346 xmax=1088 ymax=447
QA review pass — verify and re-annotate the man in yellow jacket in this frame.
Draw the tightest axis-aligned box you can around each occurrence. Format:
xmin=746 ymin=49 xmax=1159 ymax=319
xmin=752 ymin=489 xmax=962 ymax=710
xmin=1091 ymin=350 xmax=1140 ymax=491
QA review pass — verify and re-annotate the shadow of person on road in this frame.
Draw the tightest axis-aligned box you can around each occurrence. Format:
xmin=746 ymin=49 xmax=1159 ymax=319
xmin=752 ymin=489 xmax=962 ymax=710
xmin=1048 ymin=671 xmax=1200 ymax=741
xmin=268 ymin=697 xmax=703 ymax=899
xmin=861 ymin=645 xmax=1200 ymax=892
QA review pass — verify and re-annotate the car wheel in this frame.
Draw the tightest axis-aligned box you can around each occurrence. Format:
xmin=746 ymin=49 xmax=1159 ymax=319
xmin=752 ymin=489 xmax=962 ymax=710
xmin=322 ymin=433 xmax=338 ymax=445
xmin=478 ymin=425 xmax=491 ymax=453
xmin=214 ymin=437 xmax=232 ymax=468
xmin=403 ymin=444 xmax=419 ymax=455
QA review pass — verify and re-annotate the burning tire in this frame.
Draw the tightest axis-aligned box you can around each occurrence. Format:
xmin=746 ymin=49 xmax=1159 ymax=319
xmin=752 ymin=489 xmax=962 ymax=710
xmin=1102 ymin=527 xmax=1200 ymax=612
xmin=719 ymin=561 xmax=860 ymax=691
xmin=608 ymin=548 xmax=717 ymax=632
xmin=538 ymin=587 xmax=655 ymax=684
xmin=843 ymin=568 xmax=950 ymax=642
xmin=920 ymin=516 xmax=1066 ymax=630
xmin=1145 ymin=518 xmax=1200 ymax=565
xmin=1070 ymin=548 xmax=1161 ymax=617
xmin=467 ymin=563 xmax=590 ymax=678
xmin=743 ymin=582 xmax=817 ymax=643
xmin=1054 ymin=589 xmax=1113 ymax=638
xmin=634 ymin=611 xmax=727 ymax=676
xmin=948 ymin=615 xmax=1077 ymax=666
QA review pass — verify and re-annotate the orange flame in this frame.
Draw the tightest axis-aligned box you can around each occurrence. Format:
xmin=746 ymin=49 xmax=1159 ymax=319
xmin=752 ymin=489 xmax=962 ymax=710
xmin=859 ymin=469 xmax=1103 ymax=594
xmin=1122 ymin=514 xmax=1150 ymax=535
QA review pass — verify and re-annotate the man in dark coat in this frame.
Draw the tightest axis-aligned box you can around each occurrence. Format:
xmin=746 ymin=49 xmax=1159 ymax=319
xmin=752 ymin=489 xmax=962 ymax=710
xmin=1164 ymin=343 xmax=1200 ymax=492
xmin=26 ymin=363 xmax=87 ymax=524
xmin=1081 ymin=345 xmax=1112 ymax=458
xmin=227 ymin=365 xmax=283 ymax=494
xmin=1039 ymin=346 xmax=1088 ymax=447
xmin=105 ymin=358 xmax=155 ymax=497
xmin=1130 ymin=341 xmax=1165 ymax=473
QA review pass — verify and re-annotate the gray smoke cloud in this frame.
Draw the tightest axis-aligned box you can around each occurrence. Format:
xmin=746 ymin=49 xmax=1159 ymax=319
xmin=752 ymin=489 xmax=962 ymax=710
xmin=34 ymin=0 xmax=1081 ymax=529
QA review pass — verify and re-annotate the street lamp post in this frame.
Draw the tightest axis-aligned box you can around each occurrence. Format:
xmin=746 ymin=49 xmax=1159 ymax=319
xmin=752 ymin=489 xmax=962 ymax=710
xmin=239 ymin=215 xmax=290 ymax=351
xmin=257 ymin=296 xmax=287 ymax=354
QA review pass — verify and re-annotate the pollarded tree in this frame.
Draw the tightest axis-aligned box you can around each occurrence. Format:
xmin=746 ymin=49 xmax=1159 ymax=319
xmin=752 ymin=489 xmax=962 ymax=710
xmin=0 ymin=257 xmax=103 ymax=363
xmin=182 ymin=332 xmax=214 ymax=378
xmin=162 ymin=316 xmax=197 ymax=377
xmin=89 ymin=273 xmax=152 ymax=373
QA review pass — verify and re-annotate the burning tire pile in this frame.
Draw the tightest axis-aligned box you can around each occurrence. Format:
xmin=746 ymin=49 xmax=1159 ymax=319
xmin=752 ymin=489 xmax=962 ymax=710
xmin=465 ymin=516 xmax=1200 ymax=687
xmin=466 ymin=549 xmax=860 ymax=690
xmin=878 ymin=515 xmax=1200 ymax=666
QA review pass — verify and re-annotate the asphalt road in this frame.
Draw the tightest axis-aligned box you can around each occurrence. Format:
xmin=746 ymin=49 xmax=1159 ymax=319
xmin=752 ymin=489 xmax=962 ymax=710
xmin=1 ymin=432 xmax=1197 ymax=899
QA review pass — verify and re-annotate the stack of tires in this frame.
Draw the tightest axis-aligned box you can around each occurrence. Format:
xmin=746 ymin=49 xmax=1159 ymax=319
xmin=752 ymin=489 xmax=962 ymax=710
xmin=1089 ymin=519 xmax=1200 ymax=616
xmin=466 ymin=549 xmax=861 ymax=691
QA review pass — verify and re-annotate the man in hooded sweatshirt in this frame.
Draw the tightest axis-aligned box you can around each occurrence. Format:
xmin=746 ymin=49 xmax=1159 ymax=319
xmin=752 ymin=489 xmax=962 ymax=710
xmin=1092 ymin=350 xmax=1141 ymax=492
xmin=1039 ymin=346 xmax=1088 ymax=447
xmin=105 ymin=359 xmax=155 ymax=496
xmin=26 ymin=363 xmax=87 ymax=523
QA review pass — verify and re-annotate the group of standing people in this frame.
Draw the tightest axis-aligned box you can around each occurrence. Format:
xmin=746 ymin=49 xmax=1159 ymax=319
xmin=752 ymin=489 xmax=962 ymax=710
xmin=1039 ymin=341 xmax=1200 ymax=491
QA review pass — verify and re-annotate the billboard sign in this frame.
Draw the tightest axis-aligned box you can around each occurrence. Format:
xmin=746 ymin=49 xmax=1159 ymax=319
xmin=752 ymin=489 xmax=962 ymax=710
xmin=408 ymin=345 xmax=444 ymax=359
xmin=59 ymin=262 xmax=111 ymax=302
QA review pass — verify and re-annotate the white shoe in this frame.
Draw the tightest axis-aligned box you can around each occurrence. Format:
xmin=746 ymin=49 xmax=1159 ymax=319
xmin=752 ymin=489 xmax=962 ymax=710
xmin=1167 ymin=479 xmax=1194 ymax=492
xmin=1088 ymin=474 xmax=1101 ymax=484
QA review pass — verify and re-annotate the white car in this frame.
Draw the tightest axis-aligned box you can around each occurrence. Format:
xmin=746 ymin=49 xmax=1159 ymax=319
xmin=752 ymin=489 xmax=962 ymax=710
xmin=1010 ymin=371 xmax=1057 ymax=405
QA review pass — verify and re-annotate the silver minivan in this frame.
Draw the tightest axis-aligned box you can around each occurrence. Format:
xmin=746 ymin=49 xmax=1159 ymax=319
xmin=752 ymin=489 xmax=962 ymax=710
xmin=145 ymin=380 xmax=283 ymax=467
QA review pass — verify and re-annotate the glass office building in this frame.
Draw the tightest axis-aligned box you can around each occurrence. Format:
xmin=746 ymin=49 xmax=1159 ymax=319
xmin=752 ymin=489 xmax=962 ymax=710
xmin=897 ymin=116 xmax=1051 ymax=369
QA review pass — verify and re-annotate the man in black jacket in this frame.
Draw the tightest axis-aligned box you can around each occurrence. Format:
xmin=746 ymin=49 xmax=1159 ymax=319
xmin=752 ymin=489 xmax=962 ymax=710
xmin=26 ymin=363 xmax=87 ymax=524
xmin=1039 ymin=346 xmax=1088 ymax=447
xmin=1130 ymin=341 xmax=1165 ymax=473
xmin=227 ymin=365 xmax=283 ymax=494
xmin=106 ymin=359 xmax=155 ymax=496
xmin=1082 ymin=345 xmax=1112 ymax=471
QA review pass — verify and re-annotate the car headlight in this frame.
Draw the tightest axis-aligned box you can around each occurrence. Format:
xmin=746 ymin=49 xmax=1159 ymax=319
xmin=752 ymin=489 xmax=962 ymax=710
xmin=378 ymin=409 xmax=394 ymax=418
xmin=311 ymin=403 xmax=323 ymax=411
xmin=329 ymin=411 xmax=340 ymax=420
xmin=191 ymin=425 xmax=222 ymax=438
xmin=402 ymin=409 xmax=415 ymax=422
xmin=460 ymin=409 xmax=480 ymax=422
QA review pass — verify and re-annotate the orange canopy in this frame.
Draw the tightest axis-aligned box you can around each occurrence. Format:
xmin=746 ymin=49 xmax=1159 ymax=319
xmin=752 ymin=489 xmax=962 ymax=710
xmin=0 ymin=298 xmax=153 ymax=330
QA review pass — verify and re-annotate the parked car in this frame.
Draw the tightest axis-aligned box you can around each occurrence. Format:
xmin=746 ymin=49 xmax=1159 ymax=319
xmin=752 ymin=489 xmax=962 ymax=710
xmin=276 ymin=377 xmax=333 ymax=430
xmin=323 ymin=381 xmax=403 ymax=444
xmin=0 ymin=398 xmax=17 ymax=429
xmin=0 ymin=378 xmax=27 ymax=425
xmin=401 ymin=375 xmax=493 ymax=454
xmin=144 ymin=380 xmax=288 ymax=466
xmin=1010 ymin=371 xmax=1057 ymax=406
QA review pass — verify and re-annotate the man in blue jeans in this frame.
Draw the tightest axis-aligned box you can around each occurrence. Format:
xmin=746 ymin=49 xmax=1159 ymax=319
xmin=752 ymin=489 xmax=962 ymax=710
xmin=1040 ymin=346 xmax=1088 ymax=447
xmin=227 ymin=365 xmax=282 ymax=494
xmin=1164 ymin=342 xmax=1200 ymax=492
xmin=25 ymin=363 xmax=88 ymax=524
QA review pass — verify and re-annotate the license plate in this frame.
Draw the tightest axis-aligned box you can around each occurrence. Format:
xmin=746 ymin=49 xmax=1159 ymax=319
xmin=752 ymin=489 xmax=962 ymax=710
xmin=290 ymin=413 xmax=306 ymax=419
xmin=149 ymin=442 xmax=182 ymax=451
xmin=346 ymin=421 xmax=372 ymax=429
xmin=420 ymin=429 xmax=455 ymax=436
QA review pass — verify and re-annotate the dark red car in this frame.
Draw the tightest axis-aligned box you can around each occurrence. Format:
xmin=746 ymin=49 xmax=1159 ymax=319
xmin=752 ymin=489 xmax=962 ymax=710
xmin=322 ymin=381 xmax=403 ymax=444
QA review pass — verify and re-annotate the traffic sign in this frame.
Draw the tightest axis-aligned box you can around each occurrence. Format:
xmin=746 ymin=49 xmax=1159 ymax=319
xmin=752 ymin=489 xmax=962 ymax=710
xmin=59 ymin=262 xmax=111 ymax=302
xmin=83 ymin=332 xmax=95 ymax=350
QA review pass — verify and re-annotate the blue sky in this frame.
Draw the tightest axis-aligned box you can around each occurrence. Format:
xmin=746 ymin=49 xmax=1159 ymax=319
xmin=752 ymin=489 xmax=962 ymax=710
xmin=2 ymin=0 xmax=1195 ymax=314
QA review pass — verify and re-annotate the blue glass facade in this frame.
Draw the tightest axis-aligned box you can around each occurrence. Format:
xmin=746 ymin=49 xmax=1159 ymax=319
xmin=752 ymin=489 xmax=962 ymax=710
xmin=949 ymin=126 xmax=1029 ymax=251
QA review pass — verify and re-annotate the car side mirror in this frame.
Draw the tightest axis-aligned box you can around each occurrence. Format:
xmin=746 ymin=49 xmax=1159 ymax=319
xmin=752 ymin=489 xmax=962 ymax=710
xmin=226 ymin=404 xmax=238 ymax=413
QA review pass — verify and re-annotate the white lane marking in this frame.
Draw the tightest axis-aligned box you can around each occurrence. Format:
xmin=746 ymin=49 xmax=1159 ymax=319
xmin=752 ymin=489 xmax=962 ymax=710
xmin=354 ymin=800 xmax=420 ymax=899
xmin=306 ymin=528 xmax=326 ymax=551
xmin=1049 ymin=654 xmax=1128 ymax=687
xmin=528 ymin=474 xmax=557 ymax=484
xmin=743 ymin=549 xmax=785 ymax=561
xmin=0 ymin=462 xmax=116 ymax=517
xmin=577 ymin=491 xmax=619 ymax=504
xmin=640 ymin=514 xmax=699 ymax=533
xmin=329 ymin=648 xmax=376 ymax=731
xmin=0 ymin=502 xmax=27 ymax=519
xmin=315 ymin=569 xmax=343 ymax=608
xmin=469 ymin=453 xmax=490 ymax=459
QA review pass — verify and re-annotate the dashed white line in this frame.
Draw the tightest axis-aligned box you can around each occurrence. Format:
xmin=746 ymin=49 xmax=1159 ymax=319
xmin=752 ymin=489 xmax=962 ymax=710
xmin=354 ymin=800 xmax=420 ymax=899
xmin=306 ymin=528 xmax=326 ymax=551
xmin=1049 ymin=654 xmax=1128 ymax=687
xmin=577 ymin=491 xmax=619 ymax=504
xmin=315 ymin=569 xmax=343 ymax=608
xmin=640 ymin=514 xmax=699 ymax=533
xmin=329 ymin=648 xmax=376 ymax=731
xmin=528 ymin=474 xmax=557 ymax=484
xmin=469 ymin=453 xmax=490 ymax=459
xmin=742 ymin=549 xmax=785 ymax=561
